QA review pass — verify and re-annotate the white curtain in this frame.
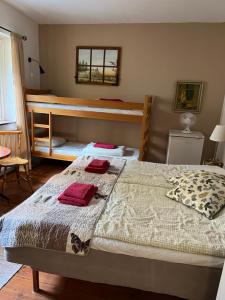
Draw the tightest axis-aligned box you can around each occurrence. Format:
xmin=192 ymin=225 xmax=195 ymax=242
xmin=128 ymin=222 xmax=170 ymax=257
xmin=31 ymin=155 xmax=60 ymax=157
xmin=0 ymin=35 xmax=15 ymax=122
xmin=11 ymin=33 xmax=31 ymax=165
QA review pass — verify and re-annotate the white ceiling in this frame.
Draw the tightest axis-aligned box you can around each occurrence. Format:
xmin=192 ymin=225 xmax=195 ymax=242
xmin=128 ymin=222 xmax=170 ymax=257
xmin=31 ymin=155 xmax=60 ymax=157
xmin=4 ymin=0 xmax=225 ymax=24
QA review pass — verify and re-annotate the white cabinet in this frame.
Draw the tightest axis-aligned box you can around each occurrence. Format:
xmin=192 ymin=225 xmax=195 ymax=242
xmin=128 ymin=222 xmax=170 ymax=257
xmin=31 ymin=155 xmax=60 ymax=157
xmin=166 ymin=130 xmax=205 ymax=165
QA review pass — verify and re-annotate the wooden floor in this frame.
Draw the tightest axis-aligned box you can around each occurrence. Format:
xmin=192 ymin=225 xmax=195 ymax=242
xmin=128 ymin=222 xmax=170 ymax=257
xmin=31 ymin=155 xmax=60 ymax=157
xmin=0 ymin=159 xmax=182 ymax=300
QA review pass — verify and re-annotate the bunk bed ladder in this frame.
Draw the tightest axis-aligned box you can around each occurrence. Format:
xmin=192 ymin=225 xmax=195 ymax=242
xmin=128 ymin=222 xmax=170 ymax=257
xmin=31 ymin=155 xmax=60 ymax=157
xmin=31 ymin=111 xmax=52 ymax=155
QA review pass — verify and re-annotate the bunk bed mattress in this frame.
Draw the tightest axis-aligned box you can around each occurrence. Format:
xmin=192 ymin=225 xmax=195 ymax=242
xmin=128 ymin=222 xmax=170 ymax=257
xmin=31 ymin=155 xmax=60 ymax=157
xmin=27 ymin=102 xmax=143 ymax=116
xmin=34 ymin=142 xmax=86 ymax=156
xmin=34 ymin=142 xmax=140 ymax=160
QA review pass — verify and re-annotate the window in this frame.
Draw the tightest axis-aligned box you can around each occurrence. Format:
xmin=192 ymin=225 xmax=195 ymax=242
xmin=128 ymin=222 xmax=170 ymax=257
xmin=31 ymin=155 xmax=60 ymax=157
xmin=76 ymin=46 xmax=121 ymax=86
xmin=0 ymin=31 xmax=16 ymax=123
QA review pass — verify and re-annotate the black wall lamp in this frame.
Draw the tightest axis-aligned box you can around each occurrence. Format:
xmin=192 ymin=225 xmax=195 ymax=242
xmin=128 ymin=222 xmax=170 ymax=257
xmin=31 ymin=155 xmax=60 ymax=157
xmin=28 ymin=57 xmax=45 ymax=74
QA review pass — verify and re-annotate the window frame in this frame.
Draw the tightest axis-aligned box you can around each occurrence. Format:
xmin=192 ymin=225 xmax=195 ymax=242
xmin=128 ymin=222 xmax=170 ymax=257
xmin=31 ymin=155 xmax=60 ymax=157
xmin=75 ymin=46 xmax=121 ymax=86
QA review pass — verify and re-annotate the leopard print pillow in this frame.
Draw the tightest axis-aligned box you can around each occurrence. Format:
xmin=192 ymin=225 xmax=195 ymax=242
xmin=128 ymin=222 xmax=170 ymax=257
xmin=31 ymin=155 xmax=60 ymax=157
xmin=167 ymin=171 xmax=225 ymax=219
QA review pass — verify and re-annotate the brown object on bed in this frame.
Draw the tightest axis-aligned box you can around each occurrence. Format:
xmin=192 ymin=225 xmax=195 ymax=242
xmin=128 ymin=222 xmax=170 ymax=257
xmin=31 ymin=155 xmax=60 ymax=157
xmin=25 ymin=89 xmax=152 ymax=162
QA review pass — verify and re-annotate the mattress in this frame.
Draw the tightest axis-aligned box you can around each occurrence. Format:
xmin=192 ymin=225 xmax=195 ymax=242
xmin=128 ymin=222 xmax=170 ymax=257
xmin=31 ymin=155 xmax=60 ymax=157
xmin=92 ymin=237 xmax=224 ymax=268
xmin=94 ymin=162 xmax=225 ymax=260
xmin=25 ymin=157 xmax=225 ymax=267
xmin=27 ymin=101 xmax=143 ymax=116
xmin=34 ymin=141 xmax=86 ymax=156
xmin=91 ymin=164 xmax=225 ymax=268
xmin=2 ymin=162 xmax=225 ymax=270
xmin=34 ymin=141 xmax=140 ymax=160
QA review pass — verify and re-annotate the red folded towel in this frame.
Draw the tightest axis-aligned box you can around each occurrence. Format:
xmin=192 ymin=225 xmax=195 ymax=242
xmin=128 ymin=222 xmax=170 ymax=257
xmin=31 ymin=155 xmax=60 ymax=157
xmin=63 ymin=183 xmax=97 ymax=199
xmin=88 ymin=159 xmax=109 ymax=168
xmin=94 ymin=143 xmax=117 ymax=149
xmin=85 ymin=159 xmax=110 ymax=174
xmin=58 ymin=195 xmax=91 ymax=206
xmin=58 ymin=183 xmax=98 ymax=206
xmin=59 ymin=199 xmax=84 ymax=206
xmin=85 ymin=166 xmax=109 ymax=174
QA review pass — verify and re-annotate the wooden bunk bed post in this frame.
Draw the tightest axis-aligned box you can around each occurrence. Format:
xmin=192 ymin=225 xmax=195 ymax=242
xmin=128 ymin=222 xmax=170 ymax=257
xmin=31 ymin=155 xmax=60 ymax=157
xmin=48 ymin=112 xmax=52 ymax=156
xmin=31 ymin=111 xmax=35 ymax=152
xmin=139 ymin=95 xmax=152 ymax=161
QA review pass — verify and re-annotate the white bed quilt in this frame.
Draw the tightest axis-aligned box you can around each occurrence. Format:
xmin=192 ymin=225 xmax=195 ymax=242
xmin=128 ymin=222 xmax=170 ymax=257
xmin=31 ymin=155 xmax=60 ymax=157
xmin=94 ymin=161 xmax=225 ymax=258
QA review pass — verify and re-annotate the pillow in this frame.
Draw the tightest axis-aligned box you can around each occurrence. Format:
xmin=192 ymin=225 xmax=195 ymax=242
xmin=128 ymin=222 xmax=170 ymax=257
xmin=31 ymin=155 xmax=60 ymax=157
xmin=35 ymin=136 xmax=66 ymax=148
xmin=166 ymin=171 xmax=225 ymax=219
xmin=168 ymin=170 xmax=225 ymax=186
xmin=168 ymin=171 xmax=194 ymax=185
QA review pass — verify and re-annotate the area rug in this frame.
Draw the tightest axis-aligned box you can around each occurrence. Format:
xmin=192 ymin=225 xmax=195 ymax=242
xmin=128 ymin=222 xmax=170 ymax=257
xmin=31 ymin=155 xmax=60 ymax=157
xmin=0 ymin=247 xmax=22 ymax=289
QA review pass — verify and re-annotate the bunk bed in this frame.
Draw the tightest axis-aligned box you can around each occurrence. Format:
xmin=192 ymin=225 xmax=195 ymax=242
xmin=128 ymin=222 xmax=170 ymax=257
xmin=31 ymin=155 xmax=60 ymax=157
xmin=25 ymin=90 xmax=152 ymax=161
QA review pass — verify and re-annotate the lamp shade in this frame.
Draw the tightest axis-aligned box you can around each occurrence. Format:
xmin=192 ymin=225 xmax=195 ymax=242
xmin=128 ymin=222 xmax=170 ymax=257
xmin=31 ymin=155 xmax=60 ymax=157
xmin=210 ymin=125 xmax=225 ymax=142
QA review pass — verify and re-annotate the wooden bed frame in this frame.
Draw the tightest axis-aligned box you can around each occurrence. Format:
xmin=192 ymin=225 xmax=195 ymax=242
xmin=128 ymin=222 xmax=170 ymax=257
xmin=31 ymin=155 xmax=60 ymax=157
xmin=25 ymin=89 xmax=152 ymax=162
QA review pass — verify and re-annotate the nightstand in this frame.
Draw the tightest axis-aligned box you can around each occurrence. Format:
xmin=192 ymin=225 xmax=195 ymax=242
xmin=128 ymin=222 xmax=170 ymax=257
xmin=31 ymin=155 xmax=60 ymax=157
xmin=166 ymin=129 xmax=205 ymax=165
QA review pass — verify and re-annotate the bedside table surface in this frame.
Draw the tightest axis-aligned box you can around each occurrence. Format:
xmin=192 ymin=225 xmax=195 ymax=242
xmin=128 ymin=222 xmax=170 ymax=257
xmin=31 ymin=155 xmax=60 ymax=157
xmin=169 ymin=129 xmax=205 ymax=139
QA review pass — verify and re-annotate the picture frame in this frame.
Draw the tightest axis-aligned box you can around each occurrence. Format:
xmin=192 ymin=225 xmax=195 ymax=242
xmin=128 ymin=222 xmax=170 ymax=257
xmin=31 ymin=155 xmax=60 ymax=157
xmin=75 ymin=46 xmax=121 ymax=86
xmin=174 ymin=81 xmax=204 ymax=113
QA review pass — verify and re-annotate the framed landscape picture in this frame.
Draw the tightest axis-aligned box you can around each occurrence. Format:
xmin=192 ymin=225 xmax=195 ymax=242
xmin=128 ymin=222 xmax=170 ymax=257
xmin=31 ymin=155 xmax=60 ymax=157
xmin=174 ymin=81 xmax=204 ymax=113
xmin=76 ymin=46 xmax=121 ymax=86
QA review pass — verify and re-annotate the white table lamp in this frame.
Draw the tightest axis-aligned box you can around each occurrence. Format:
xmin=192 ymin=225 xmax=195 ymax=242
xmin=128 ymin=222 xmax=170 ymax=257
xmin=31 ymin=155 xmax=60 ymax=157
xmin=210 ymin=125 xmax=225 ymax=162
xmin=210 ymin=125 xmax=225 ymax=142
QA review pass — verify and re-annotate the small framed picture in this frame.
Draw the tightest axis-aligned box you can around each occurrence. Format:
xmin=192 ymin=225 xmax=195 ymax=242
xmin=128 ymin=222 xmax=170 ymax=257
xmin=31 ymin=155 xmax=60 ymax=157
xmin=76 ymin=46 xmax=121 ymax=86
xmin=174 ymin=81 xmax=204 ymax=113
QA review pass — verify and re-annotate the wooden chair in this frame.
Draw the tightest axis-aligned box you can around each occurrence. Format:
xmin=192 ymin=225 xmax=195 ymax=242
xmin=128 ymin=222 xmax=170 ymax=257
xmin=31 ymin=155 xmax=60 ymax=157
xmin=0 ymin=130 xmax=33 ymax=193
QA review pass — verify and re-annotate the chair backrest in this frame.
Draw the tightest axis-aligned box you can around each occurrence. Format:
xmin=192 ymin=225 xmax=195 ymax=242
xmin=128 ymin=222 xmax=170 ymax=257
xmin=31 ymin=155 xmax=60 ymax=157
xmin=0 ymin=130 xmax=22 ymax=157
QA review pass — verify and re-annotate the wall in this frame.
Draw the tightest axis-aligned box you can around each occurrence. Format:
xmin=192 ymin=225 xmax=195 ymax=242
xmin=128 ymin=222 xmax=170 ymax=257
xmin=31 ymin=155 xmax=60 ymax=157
xmin=39 ymin=24 xmax=225 ymax=162
xmin=217 ymin=97 xmax=225 ymax=166
xmin=0 ymin=1 xmax=39 ymax=88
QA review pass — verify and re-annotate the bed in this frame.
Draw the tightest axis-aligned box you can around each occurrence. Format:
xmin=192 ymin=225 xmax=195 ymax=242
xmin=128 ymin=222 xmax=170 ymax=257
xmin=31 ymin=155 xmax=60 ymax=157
xmin=25 ymin=90 xmax=152 ymax=161
xmin=1 ymin=158 xmax=225 ymax=300
xmin=34 ymin=142 xmax=140 ymax=161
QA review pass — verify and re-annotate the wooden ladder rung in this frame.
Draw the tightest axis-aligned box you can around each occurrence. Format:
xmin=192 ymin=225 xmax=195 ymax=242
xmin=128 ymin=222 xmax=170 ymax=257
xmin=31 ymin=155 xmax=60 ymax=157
xmin=34 ymin=123 xmax=49 ymax=129
xmin=31 ymin=110 xmax=52 ymax=154
xmin=34 ymin=137 xmax=49 ymax=142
